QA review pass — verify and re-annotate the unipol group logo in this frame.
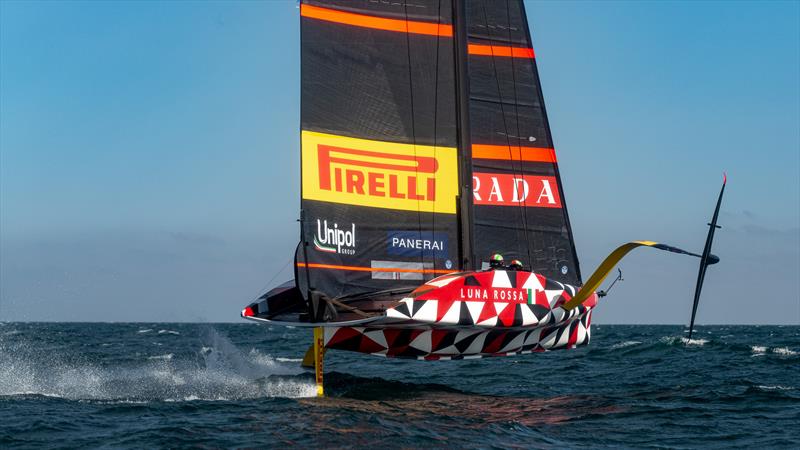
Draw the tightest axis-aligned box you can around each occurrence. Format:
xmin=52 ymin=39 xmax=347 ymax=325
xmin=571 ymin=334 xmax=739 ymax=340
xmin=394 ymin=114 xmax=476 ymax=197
xmin=314 ymin=219 xmax=356 ymax=255
xmin=301 ymin=130 xmax=458 ymax=214
xmin=472 ymin=173 xmax=562 ymax=208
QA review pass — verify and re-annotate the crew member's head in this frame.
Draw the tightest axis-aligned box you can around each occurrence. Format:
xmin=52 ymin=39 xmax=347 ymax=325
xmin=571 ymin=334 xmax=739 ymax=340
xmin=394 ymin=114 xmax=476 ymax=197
xmin=508 ymin=259 xmax=524 ymax=271
xmin=489 ymin=253 xmax=505 ymax=269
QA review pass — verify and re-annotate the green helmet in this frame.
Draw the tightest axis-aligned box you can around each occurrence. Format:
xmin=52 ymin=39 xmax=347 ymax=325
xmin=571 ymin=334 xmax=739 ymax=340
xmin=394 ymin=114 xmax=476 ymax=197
xmin=489 ymin=253 xmax=504 ymax=268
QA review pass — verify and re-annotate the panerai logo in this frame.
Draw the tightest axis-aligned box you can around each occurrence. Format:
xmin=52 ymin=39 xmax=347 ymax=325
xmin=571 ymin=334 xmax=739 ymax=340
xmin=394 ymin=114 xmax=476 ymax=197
xmin=314 ymin=219 xmax=356 ymax=255
xmin=388 ymin=231 xmax=449 ymax=258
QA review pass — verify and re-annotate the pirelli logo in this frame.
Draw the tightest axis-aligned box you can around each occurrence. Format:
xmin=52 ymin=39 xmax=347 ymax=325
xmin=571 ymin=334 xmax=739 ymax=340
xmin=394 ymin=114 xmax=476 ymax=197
xmin=302 ymin=131 xmax=459 ymax=214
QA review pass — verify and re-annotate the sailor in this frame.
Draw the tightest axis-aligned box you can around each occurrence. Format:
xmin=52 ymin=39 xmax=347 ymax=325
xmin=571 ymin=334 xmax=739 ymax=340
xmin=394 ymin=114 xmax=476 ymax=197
xmin=508 ymin=259 xmax=524 ymax=271
xmin=489 ymin=253 xmax=505 ymax=270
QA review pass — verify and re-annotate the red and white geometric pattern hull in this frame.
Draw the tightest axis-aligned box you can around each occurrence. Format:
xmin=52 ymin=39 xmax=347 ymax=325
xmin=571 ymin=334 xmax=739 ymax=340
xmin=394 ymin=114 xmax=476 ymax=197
xmin=324 ymin=270 xmax=598 ymax=359
xmin=324 ymin=309 xmax=592 ymax=360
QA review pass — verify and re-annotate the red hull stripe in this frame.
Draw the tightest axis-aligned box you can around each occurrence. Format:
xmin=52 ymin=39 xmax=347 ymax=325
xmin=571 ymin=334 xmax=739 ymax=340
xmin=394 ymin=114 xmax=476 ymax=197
xmin=298 ymin=262 xmax=452 ymax=274
xmin=472 ymin=144 xmax=557 ymax=163
xmin=300 ymin=4 xmax=453 ymax=37
xmin=468 ymin=44 xmax=535 ymax=59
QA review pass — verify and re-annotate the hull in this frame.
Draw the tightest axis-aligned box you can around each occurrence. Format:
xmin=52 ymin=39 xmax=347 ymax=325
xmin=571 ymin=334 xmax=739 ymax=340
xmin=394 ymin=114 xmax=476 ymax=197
xmin=324 ymin=269 xmax=596 ymax=358
xmin=324 ymin=308 xmax=593 ymax=359
xmin=244 ymin=269 xmax=599 ymax=359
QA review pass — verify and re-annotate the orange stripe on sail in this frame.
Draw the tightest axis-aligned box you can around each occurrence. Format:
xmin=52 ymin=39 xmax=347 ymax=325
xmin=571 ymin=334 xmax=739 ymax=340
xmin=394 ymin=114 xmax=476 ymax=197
xmin=468 ymin=44 xmax=535 ymax=59
xmin=472 ymin=144 xmax=557 ymax=163
xmin=297 ymin=262 xmax=452 ymax=274
xmin=300 ymin=4 xmax=453 ymax=37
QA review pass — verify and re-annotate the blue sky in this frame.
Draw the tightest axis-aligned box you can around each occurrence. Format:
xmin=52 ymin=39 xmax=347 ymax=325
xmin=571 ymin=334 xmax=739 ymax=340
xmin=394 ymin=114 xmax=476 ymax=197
xmin=1 ymin=1 xmax=798 ymax=323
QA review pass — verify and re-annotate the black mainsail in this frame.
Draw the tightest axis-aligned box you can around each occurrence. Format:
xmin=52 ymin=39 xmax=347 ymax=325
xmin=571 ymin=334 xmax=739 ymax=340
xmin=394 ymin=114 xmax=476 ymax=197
xmin=273 ymin=0 xmax=584 ymax=319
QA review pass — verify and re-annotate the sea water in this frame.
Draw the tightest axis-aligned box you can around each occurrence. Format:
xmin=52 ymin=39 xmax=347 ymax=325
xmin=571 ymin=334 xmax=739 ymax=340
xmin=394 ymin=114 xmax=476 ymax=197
xmin=1 ymin=323 xmax=798 ymax=448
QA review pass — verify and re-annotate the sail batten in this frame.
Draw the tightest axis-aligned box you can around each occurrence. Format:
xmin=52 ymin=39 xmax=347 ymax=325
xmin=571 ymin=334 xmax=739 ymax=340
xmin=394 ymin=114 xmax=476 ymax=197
xmin=301 ymin=4 xmax=454 ymax=37
xmin=472 ymin=144 xmax=557 ymax=163
xmin=468 ymin=44 xmax=535 ymax=58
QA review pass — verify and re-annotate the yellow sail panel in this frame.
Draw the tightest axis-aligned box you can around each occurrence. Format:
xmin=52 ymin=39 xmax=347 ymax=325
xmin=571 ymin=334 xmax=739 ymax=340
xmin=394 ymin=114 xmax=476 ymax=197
xmin=301 ymin=130 xmax=458 ymax=214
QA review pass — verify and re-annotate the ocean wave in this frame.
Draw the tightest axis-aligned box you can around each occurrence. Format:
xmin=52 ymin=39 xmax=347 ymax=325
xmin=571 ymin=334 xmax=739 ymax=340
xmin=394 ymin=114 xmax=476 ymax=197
xmin=137 ymin=329 xmax=152 ymax=334
xmin=158 ymin=330 xmax=180 ymax=335
xmin=660 ymin=336 xmax=709 ymax=346
xmin=1 ymin=391 xmax=66 ymax=399
xmin=148 ymin=354 xmax=174 ymax=361
xmin=680 ymin=337 xmax=709 ymax=346
xmin=751 ymin=346 xmax=797 ymax=356
xmin=610 ymin=341 xmax=642 ymax=349
xmin=757 ymin=385 xmax=795 ymax=391
xmin=772 ymin=347 xmax=797 ymax=356
xmin=89 ymin=399 xmax=151 ymax=405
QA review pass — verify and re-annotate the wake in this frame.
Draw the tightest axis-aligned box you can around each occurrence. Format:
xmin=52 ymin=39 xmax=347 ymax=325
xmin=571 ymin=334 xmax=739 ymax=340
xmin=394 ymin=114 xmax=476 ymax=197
xmin=0 ymin=327 xmax=316 ymax=401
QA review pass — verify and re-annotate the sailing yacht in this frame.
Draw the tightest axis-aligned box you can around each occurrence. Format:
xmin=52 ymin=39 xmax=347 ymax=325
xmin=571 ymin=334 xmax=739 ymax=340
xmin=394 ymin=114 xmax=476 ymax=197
xmin=241 ymin=0 xmax=724 ymax=396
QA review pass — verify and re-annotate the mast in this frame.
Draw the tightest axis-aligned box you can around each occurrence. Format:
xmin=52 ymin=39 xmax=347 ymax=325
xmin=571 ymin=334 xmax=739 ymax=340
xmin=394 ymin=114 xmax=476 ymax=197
xmin=453 ymin=0 xmax=474 ymax=271
xmin=297 ymin=11 xmax=314 ymax=309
